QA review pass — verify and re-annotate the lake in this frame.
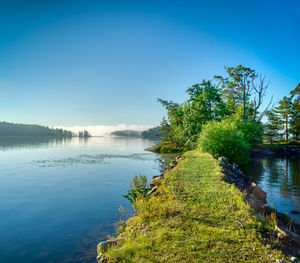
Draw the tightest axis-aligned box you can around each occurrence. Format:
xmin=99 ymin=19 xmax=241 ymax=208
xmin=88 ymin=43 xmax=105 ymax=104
xmin=0 ymin=136 xmax=165 ymax=263
xmin=245 ymin=156 xmax=300 ymax=222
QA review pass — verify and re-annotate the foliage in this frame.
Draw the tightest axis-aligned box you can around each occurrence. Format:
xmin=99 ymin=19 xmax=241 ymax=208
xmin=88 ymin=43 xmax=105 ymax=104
xmin=234 ymin=119 xmax=264 ymax=146
xmin=158 ymin=80 xmax=229 ymax=148
xmin=198 ymin=119 xmax=251 ymax=165
xmin=103 ymin=151 xmax=287 ymax=262
xmin=214 ymin=65 xmax=271 ymax=123
xmin=141 ymin=126 xmax=162 ymax=139
xmin=160 ymin=143 xmax=187 ymax=153
xmin=0 ymin=121 xmax=73 ymax=137
xmin=273 ymin=96 xmax=292 ymax=141
xmin=123 ymin=175 xmax=151 ymax=205
xmin=110 ymin=130 xmax=140 ymax=137
xmin=264 ymin=110 xmax=284 ymax=143
xmin=290 ymin=84 xmax=300 ymax=140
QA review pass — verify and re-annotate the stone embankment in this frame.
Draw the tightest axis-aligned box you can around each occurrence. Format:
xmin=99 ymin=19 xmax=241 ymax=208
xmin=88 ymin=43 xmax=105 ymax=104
xmin=219 ymin=156 xmax=300 ymax=260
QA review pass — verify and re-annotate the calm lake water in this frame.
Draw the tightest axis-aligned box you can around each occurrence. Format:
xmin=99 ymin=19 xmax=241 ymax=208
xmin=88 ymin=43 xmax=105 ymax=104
xmin=245 ymin=157 xmax=300 ymax=222
xmin=0 ymin=136 xmax=166 ymax=263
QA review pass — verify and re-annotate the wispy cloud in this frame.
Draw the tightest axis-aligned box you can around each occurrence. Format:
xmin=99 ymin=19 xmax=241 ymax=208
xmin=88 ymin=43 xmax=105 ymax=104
xmin=54 ymin=124 xmax=154 ymax=136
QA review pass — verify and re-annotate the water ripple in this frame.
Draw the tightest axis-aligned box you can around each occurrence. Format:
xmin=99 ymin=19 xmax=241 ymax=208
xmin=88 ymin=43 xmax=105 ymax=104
xmin=31 ymin=153 xmax=153 ymax=167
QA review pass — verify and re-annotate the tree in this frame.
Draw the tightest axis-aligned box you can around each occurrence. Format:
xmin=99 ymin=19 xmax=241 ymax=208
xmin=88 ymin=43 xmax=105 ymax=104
xmin=264 ymin=110 xmax=284 ymax=143
xmin=273 ymin=96 xmax=292 ymax=141
xmin=290 ymin=83 xmax=300 ymax=102
xmin=83 ymin=130 xmax=91 ymax=138
xmin=215 ymin=65 xmax=272 ymax=123
xmin=158 ymin=80 xmax=229 ymax=148
xmin=290 ymin=84 xmax=300 ymax=140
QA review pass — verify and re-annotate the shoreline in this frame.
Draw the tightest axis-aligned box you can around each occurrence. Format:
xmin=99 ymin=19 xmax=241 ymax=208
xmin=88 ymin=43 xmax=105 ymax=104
xmin=97 ymin=150 xmax=300 ymax=262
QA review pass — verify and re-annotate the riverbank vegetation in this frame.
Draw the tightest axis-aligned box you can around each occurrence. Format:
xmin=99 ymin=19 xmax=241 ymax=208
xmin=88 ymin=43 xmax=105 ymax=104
xmin=156 ymin=65 xmax=299 ymax=164
xmin=100 ymin=151 xmax=287 ymax=262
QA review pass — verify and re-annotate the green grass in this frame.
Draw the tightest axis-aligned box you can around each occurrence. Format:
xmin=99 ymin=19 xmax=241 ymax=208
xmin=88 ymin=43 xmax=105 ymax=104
xmin=101 ymin=151 xmax=288 ymax=262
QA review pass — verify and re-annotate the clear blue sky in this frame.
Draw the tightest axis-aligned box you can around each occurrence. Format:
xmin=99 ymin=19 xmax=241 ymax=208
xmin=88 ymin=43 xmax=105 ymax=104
xmin=0 ymin=0 xmax=299 ymax=127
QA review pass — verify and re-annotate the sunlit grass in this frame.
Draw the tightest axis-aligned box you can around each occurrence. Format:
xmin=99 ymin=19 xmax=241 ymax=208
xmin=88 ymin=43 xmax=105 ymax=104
xmin=102 ymin=151 xmax=288 ymax=262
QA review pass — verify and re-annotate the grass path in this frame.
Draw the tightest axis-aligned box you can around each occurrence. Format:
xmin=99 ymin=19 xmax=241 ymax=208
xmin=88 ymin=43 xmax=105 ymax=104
xmin=101 ymin=151 xmax=288 ymax=262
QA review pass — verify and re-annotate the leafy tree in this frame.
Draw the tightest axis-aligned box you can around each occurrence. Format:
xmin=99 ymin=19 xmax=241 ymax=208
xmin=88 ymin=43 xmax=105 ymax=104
xmin=273 ymin=96 xmax=292 ymax=141
xmin=159 ymin=117 xmax=172 ymax=142
xmin=158 ymin=80 xmax=228 ymax=148
xmin=157 ymin=99 xmax=184 ymax=144
xmin=215 ymin=65 xmax=272 ymax=123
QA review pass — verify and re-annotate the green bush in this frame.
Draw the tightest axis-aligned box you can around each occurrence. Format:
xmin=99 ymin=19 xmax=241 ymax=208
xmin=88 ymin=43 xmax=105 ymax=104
xmin=123 ymin=175 xmax=151 ymax=205
xmin=198 ymin=119 xmax=251 ymax=165
xmin=235 ymin=120 xmax=263 ymax=147
xmin=160 ymin=145 xmax=185 ymax=153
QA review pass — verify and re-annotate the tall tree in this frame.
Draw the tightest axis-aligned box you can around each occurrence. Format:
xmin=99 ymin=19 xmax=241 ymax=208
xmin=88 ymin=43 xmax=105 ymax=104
xmin=273 ymin=96 xmax=292 ymax=141
xmin=215 ymin=65 xmax=272 ymax=123
xmin=290 ymin=84 xmax=300 ymax=140
xmin=264 ymin=110 xmax=284 ymax=144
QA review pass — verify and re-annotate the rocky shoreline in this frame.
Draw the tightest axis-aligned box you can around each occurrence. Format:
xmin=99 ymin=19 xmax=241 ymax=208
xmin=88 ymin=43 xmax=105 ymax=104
xmin=97 ymin=153 xmax=300 ymax=262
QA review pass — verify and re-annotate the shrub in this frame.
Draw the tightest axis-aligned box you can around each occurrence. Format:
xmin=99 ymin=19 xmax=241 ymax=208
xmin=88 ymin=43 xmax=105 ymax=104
xmin=198 ymin=119 xmax=251 ymax=165
xmin=123 ymin=175 xmax=151 ymax=205
xmin=235 ymin=120 xmax=263 ymax=147
xmin=160 ymin=145 xmax=185 ymax=153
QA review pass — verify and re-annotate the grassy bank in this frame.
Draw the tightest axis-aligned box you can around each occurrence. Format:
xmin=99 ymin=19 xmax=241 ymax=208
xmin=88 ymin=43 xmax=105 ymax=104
xmin=145 ymin=141 xmax=188 ymax=154
xmin=100 ymin=151 xmax=288 ymax=262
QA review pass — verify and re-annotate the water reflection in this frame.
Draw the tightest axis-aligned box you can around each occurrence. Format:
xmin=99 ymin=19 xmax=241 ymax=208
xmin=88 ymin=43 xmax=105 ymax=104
xmin=0 ymin=136 xmax=163 ymax=263
xmin=245 ymin=157 xmax=300 ymax=222
xmin=0 ymin=136 xmax=72 ymax=151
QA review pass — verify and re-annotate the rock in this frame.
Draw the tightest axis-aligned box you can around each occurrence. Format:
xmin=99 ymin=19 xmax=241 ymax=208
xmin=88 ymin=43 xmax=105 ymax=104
xmin=246 ymin=194 xmax=266 ymax=211
xmin=218 ymin=156 xmax=229 ymax=165
xmin=250 ymin=183 xmax=267 ymax=203
xmin=150 ymin=177 xmax=162 ymax=188
xmin=276 ymin=226 xmax=300 ymax=257
xmin=260 ymin=205 xmax=275 ymax=215
xmin=148 ymin=186 xmax=158 ymax=196
xmin=232 ymin=163 xmax=239 ymax=169
xmin=97 ymin=239 xmax=118 ymax=253
xmin=152 ymin=174 xmax=163 ymax=180
xmin=167 ymin=160 xmax=177 ymax=169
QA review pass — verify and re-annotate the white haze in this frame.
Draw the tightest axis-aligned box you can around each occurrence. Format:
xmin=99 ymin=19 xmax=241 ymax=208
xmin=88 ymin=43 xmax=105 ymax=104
xmin=54 ymin=124 xmax=155 ymax=136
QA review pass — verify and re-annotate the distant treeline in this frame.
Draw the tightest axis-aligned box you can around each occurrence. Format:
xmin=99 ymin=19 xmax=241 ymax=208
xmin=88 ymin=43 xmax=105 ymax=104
xmin=111 ymin=130 xmax=142 ymax=137
xmin=0 ymin=121 xmax=73 ymax=137
xmin=110 ymin=127 xmax=161 ymax=139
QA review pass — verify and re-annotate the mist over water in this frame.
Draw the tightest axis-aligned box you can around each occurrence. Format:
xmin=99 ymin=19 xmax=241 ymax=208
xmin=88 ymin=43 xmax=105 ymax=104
xmin=0 ymin=136 xmax=165 ymax=263
xmin=54 ymin=124 xmax=155 ymax=136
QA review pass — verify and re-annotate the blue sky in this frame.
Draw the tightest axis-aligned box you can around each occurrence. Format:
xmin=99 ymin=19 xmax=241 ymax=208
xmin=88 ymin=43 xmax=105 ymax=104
xmin=0 ymin=0 xmax=299 ymax=128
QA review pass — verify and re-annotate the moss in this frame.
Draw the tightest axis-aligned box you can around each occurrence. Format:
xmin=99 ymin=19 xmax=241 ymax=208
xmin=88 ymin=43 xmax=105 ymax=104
xmin=102 ymin=151 xmax=289 ymax=262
